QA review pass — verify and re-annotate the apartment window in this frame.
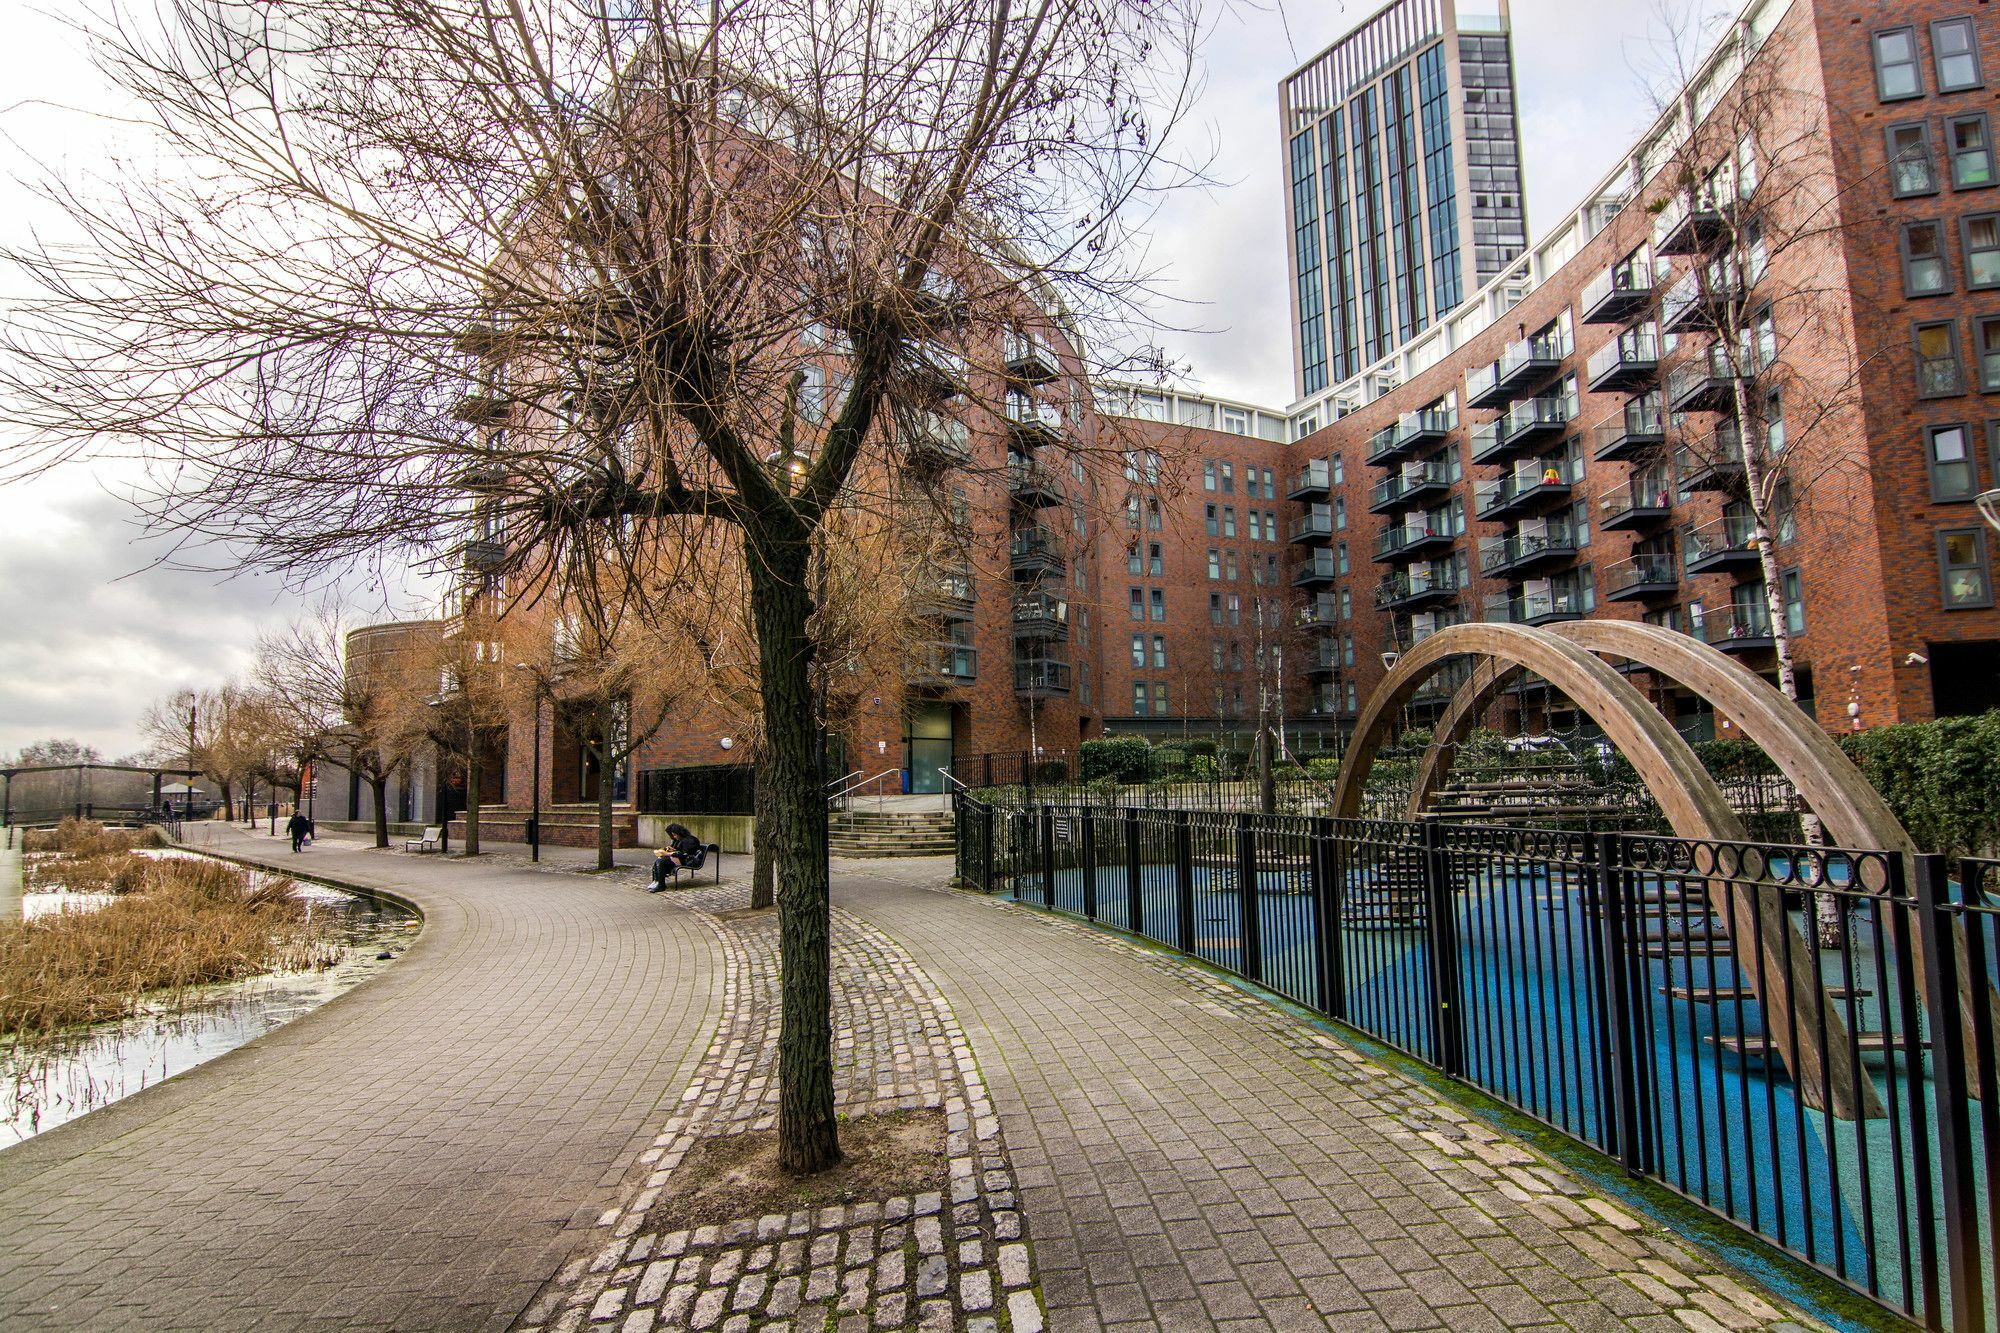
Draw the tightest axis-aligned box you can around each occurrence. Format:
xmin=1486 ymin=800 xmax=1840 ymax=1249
xmin=1204 ymin=504 xmax=1218 ymax=537
xmin=1207 ymin=549 xmax=1221 ymax=580
xmin=1950 ymin=114 xmax=1995 ymax=189
xmin=1153 ymin=684 xmax=1170 ymax=716
xmin=1247 ymin=511 xmax=1264 ymax=542
xmin=1928 ymin=423 xmax=1978 ymax=500
xmin=1979 ymin=318 xmax=2000 ymax=391
xmin=1130 ymin=634 xmax=1147 ymax=668
xmin=1888 ymin=123 xmax=1939 ymax=197
xmin=1752 ymin=304 xmax=1778 ymax=366
xmin=1222 ymin=506 xmax=1237 ymax=538
xmin=1152 ymin=635 xmax=1167 ymax=669
xmin=1935 ymin=18 xmax=1984 ymax=92
xmin=1765 ymin=389 xmax=1787 ymax=455
xmin=1132 ymin=682 xmax=1148 ymax=714
xmin=1146 ymin=498 xmax=1162 ymax=530
xmin=1346 ymin=681 xmax=1360 ymax=712
xmin=1336 ymin=541 xmax=1350 ymax=576
xmin=1341 ymin=634 xmax=1356 ymax=668
xmin=1149 ymin=589 xmax=1166 ymax=621
xmin=1331 ymin=456 xmax=1344 ymax=485
xmin=1203 ymin=461 xmax=1217 ymax=491
xmin=1128 ymin=587 xmax=1144 ymax=621
xmin=1224 ymin=550 xmax=1238 ymax=580
xmin=1264 ymin=553 xmax=1280 ymax=585
xmin=1782 ymin=569 xmax=1805 ymax=635
xmin=1261 ymin=468 xmax=1276 ymax=498
xmin=1939 ymin=528 xmax=1994 ymax=607
xmin=1774 ymin=477 xmax=1796 ymax=543
xmin=1148 ymin=543 xmax=1163 ymax=577
xmin=1991 ymin=421 xmax=2000 ymax=483
xmin=1127 ymin=546 xmax=1142 ymax=576
xmin=1873 ymin=27 xmax=1923 ymax=101
xmin=1210 ymin=640 xmax=1224 ymax=670
xmin=1220 ymin=462 xmax=1235 ymax=494
xmin=1334 ymin=497 xmax=1348 ymax=530
xmin=1917 ymin=321 xmax=1966 ymax=397
xmin=1208 ymin=593 xmax=1222 ymax=625
xmin=1227 ymin=641 xmax=1243 ymax=671
xmin=1339 ymin=588 xmax=1353 ymax=621
xmin=1226 ymin=594 xmax=1241 ymax=626
xmin=1901 ymin=221 xmax=1951 ymax=296
xmin=1125 ymin=496 xmax=1140 ymax=529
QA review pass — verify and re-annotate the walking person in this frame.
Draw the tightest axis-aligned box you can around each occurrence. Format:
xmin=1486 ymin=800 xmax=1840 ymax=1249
xmin=286 ymin=809 xmax=311 ymax=853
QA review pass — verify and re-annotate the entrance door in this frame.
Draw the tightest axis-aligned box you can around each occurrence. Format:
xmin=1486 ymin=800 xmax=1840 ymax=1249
xmin=905 ymin=704 xmax=954 ymax=794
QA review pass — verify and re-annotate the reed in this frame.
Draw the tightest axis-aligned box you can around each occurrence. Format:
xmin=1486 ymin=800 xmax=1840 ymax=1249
xmin=21 ymin=818 xmax=169 ymax=857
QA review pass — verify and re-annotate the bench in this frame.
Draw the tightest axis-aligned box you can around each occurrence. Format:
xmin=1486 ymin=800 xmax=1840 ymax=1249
xmin=406 ymin=826 xmax=444 ymax=853
xmin=659 ymin=842 xmax=723 ymax=886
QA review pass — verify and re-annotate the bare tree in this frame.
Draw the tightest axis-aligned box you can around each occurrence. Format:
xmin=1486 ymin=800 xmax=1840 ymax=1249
xmin=2 ymin=0 xmax=1200 ymax=1173
xmin=141 ymin=684 xmax=251 ymax=817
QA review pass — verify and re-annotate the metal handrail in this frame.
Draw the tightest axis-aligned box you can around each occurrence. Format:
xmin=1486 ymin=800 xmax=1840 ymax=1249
xmin=828 ymin=767 xmax=900 ymax=811
xmin=825 ymin=767 xmax=863 ymax=792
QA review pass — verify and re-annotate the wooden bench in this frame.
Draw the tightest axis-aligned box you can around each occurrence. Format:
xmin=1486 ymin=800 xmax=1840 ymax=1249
xmin=405 ymin=826 xmax=444 ymax=853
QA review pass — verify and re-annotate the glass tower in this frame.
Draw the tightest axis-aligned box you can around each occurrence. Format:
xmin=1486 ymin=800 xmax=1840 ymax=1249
xmin=1282 ymin=0 xmax=1527 ymax=398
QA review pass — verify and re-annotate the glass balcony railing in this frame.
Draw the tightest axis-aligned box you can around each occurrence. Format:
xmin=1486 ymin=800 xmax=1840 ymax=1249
xmin=1603 ymin=551 xmax=1678 ymax=598
xmin=1580 ymin=253 xmax=1660 ymax=323
xmin=1003 ymin=394 xmax=1063 ymax=442
xmin=1013 ymin=657 xmax=1073 ymax=696
xmin=1478 ymin=524 xmax=1580 ymax=576
xmin=1369 ymin=460 xmax=1450 ymax=513
xmin=1586 ymin=326 xmax=1662 ymax=390
xmin=1500 ymin=390 xmax=1578 ymax=444
xmin=916 ymin=642 xmax=978 ymax=683
xmin=1002 ymin=329 xmax=1059 ymax=383
xmin=1288 ymin=459 xmax=1332 ymax=498
xmin=1681 ymin=513 xmax=1760 ymax=572
xmin=1288 ymin=506 xmax=1337 ymax=543
xmin=1375 ymin=567 xmax=1460 ymax=609
xmin=1693 ymin=603 xmax=1775 ymax=651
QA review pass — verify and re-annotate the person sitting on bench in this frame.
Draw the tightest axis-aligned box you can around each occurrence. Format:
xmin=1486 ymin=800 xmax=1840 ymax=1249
xmin=648 ymin=848 xmax=675 ymax=893
xmin=647 ymin=826 xmax=707 ymax=890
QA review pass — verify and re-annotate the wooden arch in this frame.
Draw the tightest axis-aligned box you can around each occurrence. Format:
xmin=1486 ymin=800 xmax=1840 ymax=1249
xmin=1330 ymin=622 xmax=1881 ymax=1119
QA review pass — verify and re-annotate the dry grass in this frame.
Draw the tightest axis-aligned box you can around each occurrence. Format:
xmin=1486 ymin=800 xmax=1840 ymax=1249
xmin=1 ymin=853 xmax=343 ymax=1042
xmin=21 ymin=818 xmax=169 ymax=856
xmin=21 ymin=851 xmax=154 ymax=895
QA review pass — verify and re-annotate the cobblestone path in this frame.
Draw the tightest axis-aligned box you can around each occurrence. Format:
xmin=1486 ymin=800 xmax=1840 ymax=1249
xmin=521 ymin=884 xmax=1043 ymax=1333
xmin=837 ymin=859 xmax=1824 ymax=1333
xmin=0 ymin=824 xmax=723 ymax=1331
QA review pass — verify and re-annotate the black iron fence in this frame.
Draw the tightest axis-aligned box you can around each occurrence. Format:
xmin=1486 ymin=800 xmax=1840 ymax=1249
xmin=955 ymin=796 xmax=2000 ymax=1331
xmin=634 ymin=764 xmax=756 ymax=816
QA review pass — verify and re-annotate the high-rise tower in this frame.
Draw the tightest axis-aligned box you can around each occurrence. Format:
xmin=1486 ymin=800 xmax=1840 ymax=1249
xmin=1281 ymin=0 xmax=1527 ymax=399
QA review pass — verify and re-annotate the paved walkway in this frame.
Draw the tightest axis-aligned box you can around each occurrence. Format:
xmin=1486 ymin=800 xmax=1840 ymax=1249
xmin=837 ymin=859 xmax=1814 ymax=1333
xmin=0 ymin=825 xmax=723 ymax=1331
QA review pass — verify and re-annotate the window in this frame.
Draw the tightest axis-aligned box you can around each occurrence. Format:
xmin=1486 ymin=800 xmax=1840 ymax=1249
xmin=1928 ymin=423 xmax=1978 ymax=500
xmin=1149 ymin=589 xmax=1166 ymax=621
xmin=1939 ymin=528 xmax=1993 ymax=607
xmin=1224 ymin=550 xmax=1238 ymax=580
xmin=1227 ymin=641 xmax=1243 ymax=671
xmin=1222 ymin=506 xmax=1237 ymax=538
xmin=1933 ymin=17 xmax=1983 ymax=92
xmin=1774 ymin=477 xmax=1796 ymax=542
xmin=1979 ymin=318 xmax=2000 ymax=391
xmin=1339 ymin=588 xmax=1353 ymax=621
xmin=1211 ymin=640 xmax=1224 ymax=670
xmin=1148 ymin=543 xmax=1163 ymax=577
xmin=1782 ymin=569 xmax=1805 ymax=635
xmin=1130 ymin=634 xmax=1146 ymax=667
xmin=1152 ymin=635 xmax=1167 ymax=669
xmin=1208 ymin=593 xmax=1223 ymax=625
xmin=1873 ymin=27 xmax=1923 ymax=100
xmin=1207 ymin=549 xmax=1221 ymax=580
xmin=1133 ymin=682 xmax=1148 ymax=714
xmin=1334 ymin=497 xmax=1348 ymax=530
xmin=1951 ymin=114 xmax=1995 ymax=189
xmin=1888 ymin=123 xmax=1939 ymax=197
xmin=1991 ymin=421 xmax=2000 ymax=484
xmin=1901 ymin=221 xmax=1951 ymax=295
xmin=1226 ymin=594 xmax=1240 ymax=626
xmin=1917 ymin=321 xmax=1966 ymax=397
xmin=1125 ymin=496 xmax=1141 ymax=529
xmin=1331 ymin=456 xmax=1344 ymax=485
xmin=1153 ymin=684 xmax=1170 ymax=716
xmin=1765 ymin=389 xmax=1787 ymax=455
xmin=1203 ymin=461 xmax=1217 ymax=491
xmin=1262 ymin=468 xmax=1276 ymax=497
xmin=1966 ymin=214 xmax=2000 ymax=287
xmin=1336 ymin=541 xmax=1350 ymax=576
xmin=1220 ymin=462 xmax=1235 ymax=493
xmin=1752 ymin=305 xmax=1778 ymax=366
xmin=1204 ymin=504 xmax=1218 ymax=537
xmin=1127 ymin=546 xmax=1142 ymax=576
xmin=1146 ymin=498 xmax=1161 ymax=530
xmin=1128 ymin=587 xmax=1144 ymax=621
xmin=1341 ymin=634 xmax=1356 ymax=668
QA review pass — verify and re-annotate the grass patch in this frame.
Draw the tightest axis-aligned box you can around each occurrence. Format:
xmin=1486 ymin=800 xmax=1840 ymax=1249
xmin=21 ymin=817 xmax=169 ymax=856
xmin=2 ymin=853 xmax=343 ymax=1042
xmin=645 ymin=1108 xmax=947 ymax=1234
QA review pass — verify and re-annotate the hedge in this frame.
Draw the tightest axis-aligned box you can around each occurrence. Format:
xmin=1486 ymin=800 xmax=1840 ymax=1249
xmin=1839 ymin=711 xmax=2000 ymax=860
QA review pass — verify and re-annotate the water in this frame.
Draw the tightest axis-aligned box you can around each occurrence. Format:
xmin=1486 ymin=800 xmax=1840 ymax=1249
xmin=1 ymin=877 xmax=418 ymax=1147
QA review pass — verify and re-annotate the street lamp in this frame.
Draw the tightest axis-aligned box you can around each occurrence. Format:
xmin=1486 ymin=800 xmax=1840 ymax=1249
xmin=513 ymin=662 xmax=545 ymax=862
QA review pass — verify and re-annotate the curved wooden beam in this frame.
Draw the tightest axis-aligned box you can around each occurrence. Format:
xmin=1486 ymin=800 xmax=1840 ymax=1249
xmin=1333 ymin=622 xmax=1882 ymax=1120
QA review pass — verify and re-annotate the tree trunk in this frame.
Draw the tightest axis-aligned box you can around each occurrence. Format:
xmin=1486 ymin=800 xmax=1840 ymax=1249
xmin=596 ymin=702 xmax=616 ymax=872
xmin=1258 ymin=725 xmax=1275 ymax=815
xmin=219 ymin=780 xmax=234 ymax=822
xmin=748 ymin=530 xmax=839 ymax=1176
xmin=464 ymin=738 xmax=481 ymax=855
xmin=370 ymin=772 xmax=390 ymax=849
xmin=751 ymin=759 xmax=775 ymax=910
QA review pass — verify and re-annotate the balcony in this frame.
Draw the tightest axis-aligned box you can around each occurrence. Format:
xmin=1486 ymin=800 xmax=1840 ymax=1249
xmin=1494 ymin=329 xmax=1572 ymax=396
xmin=906 ymin=413 xmax=972 ymax=470
xmin=1003 ymin=329 xmax=1059 ymax=385
xmin=452 ymin=394 xmax=511 ymax=428
xmin=1009 ymin=525 xmax=1065 ymax=579
xmin=1674 ymin=440 xmax=1747 ymax=493
xmin=1469 ymin=421 xmax=1510 ymax=465
xmin=462 ymin=537 xmax=507 ymax=573
xmin=1003 ymin=395 xmax=1063 ymax=448
xmin=1288 ymin=506 xmax=1337 ymax=544
xmin=1368 ymin=461 xmax=1451 ymax=514
xmin=1580 ymin=254 xmax=1659 ymax=324
xmin=1604 ymin=552 xmax=1679 ymax=601
xmin=1007 ymin=454 xmax=1063 ymax=509
xmin=1288 ymin=459 xmax=1332 ymax=499
xmin=1653 ymin=190 xmax=1728 ymax=256
xmin=907 ymin=343 xmax=969 ymax=398
xmin=1598 ymin=475 xmax=1673 ymax=530
xmin=1475 ymin=461 xmax=1575 ymax=521
xmin=1373 ymin=521 xmax=1456 ymax=564
xmin=911 ymin=642 xmax=978 ymax=687
xmin=1010 ymin=592 xmax=1070 ymax=641
xmin=1299 ymin=592 xmax=1341 ymax=629
xmin=1499 ymin=390 xmax=1578 ymax=449
xmin=1591 ymin=397 xmax=1667 ymax=462
xmin=918 ymin=570 xmax=975 ymax=621
xmin=1667 ymin=347 xmax=1746 ymax=414
xmin=1695 ymin=604 xmax=1776 ymax=654
xmin=1292 ymin=550 xmax=1340 ymax=586
xmin=1013 ymin=657 xmax=1073 ymax=698
xmin=1483 ymin=585 xmax=1585 ymax=626
xmin=1661 ymin=262 xmax=1744 ymax=334
xmin=1682 ymin=515 xmax=1760 ymax=575
xmin=1479 ymin=525 xmax=1580 ymax=578
xmin=1466 ymin=361 xmax=1509 ymax=411
xmin=1365 ymin=408 xmax=1453 ymax=465
xmin=1304 ymin=639 xmax=1340 ymax=678
xmin=1586 ymin=326 xmax=1662 ymax=392
xmin=1375 ymin=567 xmax=1460 ymax=611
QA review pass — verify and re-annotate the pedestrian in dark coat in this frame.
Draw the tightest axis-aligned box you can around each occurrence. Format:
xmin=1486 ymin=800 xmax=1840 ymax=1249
xmin=286 ymin=811 xmax=311 ymax=853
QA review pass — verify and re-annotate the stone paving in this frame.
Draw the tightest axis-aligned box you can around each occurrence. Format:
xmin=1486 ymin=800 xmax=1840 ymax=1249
xmin=520 ymin=883 xmax=1043 ymax=1332
xmin=837 ymin=858 xmax=1825 ymax=1333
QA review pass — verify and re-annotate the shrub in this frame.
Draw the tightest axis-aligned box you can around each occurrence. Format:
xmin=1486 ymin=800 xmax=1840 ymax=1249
xmin=1078 ymin=737 xmax=1149 ymax=783
xmin=1150 ymin=746 xmax=1188 ymax=779
xmin=1186 ymin=754 xmax=1219 ymax=780
xmin=1841 ymin=711 xmax=2000 ymax=859
xmin=1306 ymin=756 xmax=1343 ymax=784
xmin=1183 ymin=739 xmax=1219 ymax=759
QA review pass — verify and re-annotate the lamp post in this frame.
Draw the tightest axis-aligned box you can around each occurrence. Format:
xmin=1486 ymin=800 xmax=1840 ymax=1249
xmin=513 ymin=663 xmax=545 ymax=862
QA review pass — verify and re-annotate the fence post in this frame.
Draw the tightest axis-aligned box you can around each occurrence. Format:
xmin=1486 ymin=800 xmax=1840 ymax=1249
xmin=1080 ymin=812 xmax=1099 ymax=922
xmin=1124 ymin=811 xmax=1144 ymax=936
xmin=1592 ymin=833 xmax=1647 ymax=1172
xmin=1173 ymin=810 xmax=1195 ymax=953
xmin=1311 ymin=817 xmax=1340 ymax=1019
xmin=1914 ymin=854 xmax=1982 ymax=1331
xmin=1420 ymin=818 xmax=1464 ymax=1078
xmin=1236 ymin=813 xmax=1263 ymax=984
xmin=1037 ymin=807 xmax=1056 ymax=910
xmin=981 ymin=803 xmax=996 ymax=895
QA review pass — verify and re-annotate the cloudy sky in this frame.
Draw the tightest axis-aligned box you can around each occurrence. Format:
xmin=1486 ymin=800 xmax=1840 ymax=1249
xmin=0 ymin=0 xmax=1733 ymax=760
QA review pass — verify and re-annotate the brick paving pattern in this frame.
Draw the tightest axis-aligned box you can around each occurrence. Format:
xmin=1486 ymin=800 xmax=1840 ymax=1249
xmin=837 ymin=858 xmax=1825 ymax=1333
xmin=0 ymin=825 xmax=723 ymax=1331
xmin=520 ymin=883 xmax=1043 ymax=1333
